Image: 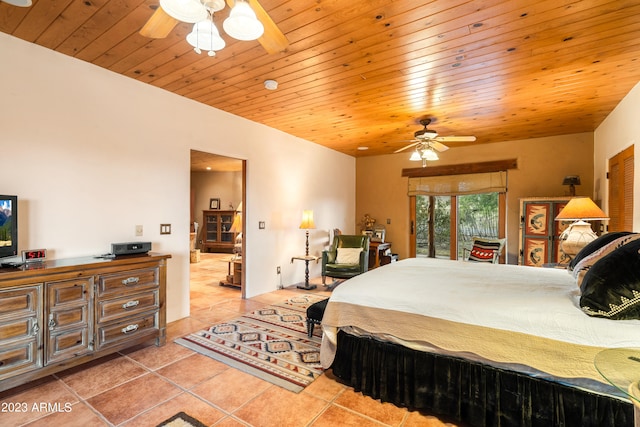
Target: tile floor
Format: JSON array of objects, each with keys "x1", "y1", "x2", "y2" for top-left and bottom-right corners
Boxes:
[{"x1": 0, "y1": 253, "x2": 456, "y2": 427}]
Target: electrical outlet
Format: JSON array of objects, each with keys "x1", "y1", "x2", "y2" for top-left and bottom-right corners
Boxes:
[
  {"x1": 277, "y1": 266, "x2": 281, "y2": 274},
  {"x1": 135, "y1": 225, "x2": 143, "y2": 236}
]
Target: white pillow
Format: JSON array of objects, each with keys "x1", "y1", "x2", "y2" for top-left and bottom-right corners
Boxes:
[{"x1": 336, "y1": 247, "x2": 362, "y2": 264}]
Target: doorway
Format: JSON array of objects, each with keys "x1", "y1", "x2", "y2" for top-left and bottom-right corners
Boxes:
[{"x1": 190, "y1": 150, "x2": 246, "y2": 298}]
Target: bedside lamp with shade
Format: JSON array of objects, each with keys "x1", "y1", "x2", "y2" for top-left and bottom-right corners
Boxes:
[
  {"x1": 555, "y1": 197, "x2": 608, "y2": 259},
  {"x1": 299, "y1": 210, "x2": 315, "y2": 256}
]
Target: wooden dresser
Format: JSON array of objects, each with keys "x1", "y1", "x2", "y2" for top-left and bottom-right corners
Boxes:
[{"x1": 0, "y1": 253, "x2": 170, "y2": 392}]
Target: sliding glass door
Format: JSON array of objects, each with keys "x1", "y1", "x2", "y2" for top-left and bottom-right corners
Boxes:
[{"x1": 412, "y1": 192, "x2": 503, "y2": 259}]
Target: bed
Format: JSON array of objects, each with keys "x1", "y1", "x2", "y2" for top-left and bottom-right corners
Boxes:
[{"x1": 320, "y1": 256, "x2": 640, "y2": 427}]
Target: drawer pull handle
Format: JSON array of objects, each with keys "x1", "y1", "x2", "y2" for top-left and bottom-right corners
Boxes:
[
  {"x1": 48, "y1": 314, "x2": 56, "y2": 330},
  {"x1": 121, "y1": 324, "x2": 139, "y2": 334},
  {"x1": 122, "y1": 300, "x2": 140, "y2": 310},
  {"x1": 32, "y1": 323, "x2": 40, "y2": 335},
  {"x1": 121, "y1": 277, "x2": 140, "y2": 286}
]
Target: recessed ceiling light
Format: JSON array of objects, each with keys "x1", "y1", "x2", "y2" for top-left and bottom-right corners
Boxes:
[
  {"x1": 357, "y1": 146, "x2": 369, "y2": 151},
  {"x1": 206, "y1": 166, "x2": 212, "y2": 170}
]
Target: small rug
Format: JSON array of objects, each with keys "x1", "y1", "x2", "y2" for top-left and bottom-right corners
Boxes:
[
  {"x1": 176, "y1": 294, "x2": 327, "y2": 393},
  {"x1": 156, "y1": 411, "x2": 206, "y2": 427}
]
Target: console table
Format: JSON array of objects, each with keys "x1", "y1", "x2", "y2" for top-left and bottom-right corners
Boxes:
[{"x1": 0, "y1": 253, "x2": 170, "y2": 392}]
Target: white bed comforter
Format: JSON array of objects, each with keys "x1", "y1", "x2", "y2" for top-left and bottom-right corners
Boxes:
[{"x1": 320, "y1": 258, "x2": 640, "y2": 385}]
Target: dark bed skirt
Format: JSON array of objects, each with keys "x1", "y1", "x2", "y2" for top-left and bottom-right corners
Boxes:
[{"x1": 330, "y1": 331, "x2": 633, "y2": 427}]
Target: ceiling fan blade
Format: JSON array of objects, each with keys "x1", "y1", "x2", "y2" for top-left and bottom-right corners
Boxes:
[
  {"x1": 435, "y1": 136, "x2": 477, "y2": 142},
  {"x1": 140, "y1": 6, "x2": 178, "y2": 39},
  {"x1": 394, "y1": 141, "x2": 420, "y2": 153},
  {"x1": 226, "y1": 0, "x2": 289, "y2": 54},
  {"x1": 429, "y1": 141, "x2": 449, "y2": 152}
]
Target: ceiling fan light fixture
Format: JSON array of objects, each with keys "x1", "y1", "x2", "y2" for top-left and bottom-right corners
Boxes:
[
  {"x1": 187, "y1": 19, "x2": 226, "y2": 54},
  {"x1": 409, "y1": 150, "x2": 422, "y2": 161},
  {"x1": 1, "y1": 0, "x2": 32, "y2": 7},
  {"x1": 223, "y1": 0, "x2": 264, "y2": 41},
  {"x1": 421, "y1": 147, "x2": 439, "y2": 161},
  {"x1": 264, "y1": 79, "x2": 278, "y2": 90},
  {"x1": 202, "y1": 0, "x2": 225, "y2": 12},
  {"x1": 160, "y1": 0, "x2": 208, "y2": 23}
]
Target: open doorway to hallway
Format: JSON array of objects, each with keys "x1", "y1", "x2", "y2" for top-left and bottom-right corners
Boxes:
[{"x1": 190, "y1": 150, "x2": 245, "y2": 301}]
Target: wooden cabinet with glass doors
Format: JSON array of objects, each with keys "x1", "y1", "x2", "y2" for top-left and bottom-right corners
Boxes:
[
  {"x1": 202, "y1": 210, "x2": 236, "y2": 253},
  {"x1": 518, "y1": 197, "x2": 571, "y2": 267}
]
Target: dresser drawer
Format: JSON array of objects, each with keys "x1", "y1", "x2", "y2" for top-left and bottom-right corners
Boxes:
[
  {"x1": 0, "y1": 340, "x2": 41, "y2": 378},
  {"x1": 98, "y1": 268, "x2": 159, "y2": 297},
  {"x1": 0, "y1": 286, "x2": 40, "y2": 320},
  {"x1": 97, "y1": 291, "x2": 159, "y2": 324},
  {"x1": 0, "y1": 317, "x2": 38, "y2": 344},
  {"x1": 46, "y1": 327, "x2": 92, "y2": 364},
  {"x1": 47, "y1": 278, "x2": 91, "y2": 306},
  {"x1": 96, "y1": 314, "x2": 158, "y2": 350}
]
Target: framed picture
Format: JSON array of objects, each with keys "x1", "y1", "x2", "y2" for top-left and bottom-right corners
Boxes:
[
  {"x1": 362, "y1": 230, "x2": 374, "y2": 240},
  {"x1": 209, "y1": 198, "x2": 220, "y2": 210},
  {"x1": 372, "y1": 228, "x2": 386, "y2": 243}
]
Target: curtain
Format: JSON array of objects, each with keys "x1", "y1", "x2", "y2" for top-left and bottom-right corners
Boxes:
[{"x1": 408, "y1": 171, "x2": 507, "y2": 196}]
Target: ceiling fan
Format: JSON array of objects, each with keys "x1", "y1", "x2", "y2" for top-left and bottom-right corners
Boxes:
[
  {"x1": 394, "y1": 119, "x2": 476, "y2": 166},
  {"x1": 139, "y1": 0, "x2": 288, "y2": 55}
]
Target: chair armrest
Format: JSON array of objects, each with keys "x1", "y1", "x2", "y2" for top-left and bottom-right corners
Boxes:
[{"x1": 359, "y1": 249, "x2": 369, "y2": 273}]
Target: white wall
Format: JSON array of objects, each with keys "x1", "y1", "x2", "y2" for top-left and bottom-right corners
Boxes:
[
  {"x1": 0, "y1": 33, "x2": 355, "y2": 321},
  {"x1": 594, "y1": 81, "x2": 640, "y2": 230}
]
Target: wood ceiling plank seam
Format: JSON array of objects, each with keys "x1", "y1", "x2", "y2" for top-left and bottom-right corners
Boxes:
[
  {"x1": 74, "y1": 0, "x2": 157, "y2": 62},
  {"x1": 241, "y1": 38, "x2": 640, "y2": 111},
  {"x1": 54, "y1": 0, "x2": 147, "y2": 57},
  {"x1": 33, "y1": 0, "x2": 109, "y2": 50},
  {"x1": 199, "y1": 1, "x2": 624, "y2": 112},
  {"x1": 156, "y1": 0, "x2": 507, "y2": 97},
  {"x1": 10, "y1": 0, "x2": 74, "y2": 42},
  {"x1": 0, "y1": 2, "x2": 31, "y2": 34}
]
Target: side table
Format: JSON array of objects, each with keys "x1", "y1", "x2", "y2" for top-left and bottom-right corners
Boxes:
[
  {"x1": 594, "y1": 347, "x2": 640, "y2": 426},
  {"x1": 369, "y1": 241, "x2": 391, "y2": 269},
  {"x1": 291, "y1": 255, "x2": 319, "y2": 290}
]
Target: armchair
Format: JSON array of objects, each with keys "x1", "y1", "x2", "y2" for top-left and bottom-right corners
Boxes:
[
  {"x1": 462, "y1": 236, "x2": 506, "y2": 263},
  {"x1": 322, "y1": 235, "x2": 370, "y2": 286}
]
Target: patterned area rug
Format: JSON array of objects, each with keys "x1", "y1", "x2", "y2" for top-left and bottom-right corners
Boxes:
[
  {"x1": 156, "y1": 411, "x2": 206, "y2": 427},
  {"x1": 175, "y1": 294, "x2": 328, "y2": 393}
]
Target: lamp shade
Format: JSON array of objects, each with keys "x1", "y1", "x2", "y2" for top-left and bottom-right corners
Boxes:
[
  {"x1": 409, "y1": 150, "x2": 422, "y2": 161},
  {"x1": 160, "y1": 0, "x2": 208, "y2": 23},
  {"x1": 223, "y1": 0, "x2": 264, "y2": 41},
  {"x1": 229, "y1": 212, "x2": 242, "y2": 233},
  {"x1": 299, "y1": 210, "x2": 315, "y2": 229},
  {"x1": 421, "y1": 147, "x2": 439, "y2": 161},
  {"x1": 555, "y1": 197, "x2": 608, "y2": 221},
  {"x1": 2, "y1": 0, "x2": 32, "y2": 6}
]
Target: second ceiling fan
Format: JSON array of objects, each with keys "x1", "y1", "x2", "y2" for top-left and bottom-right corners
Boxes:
[
  {"x1": 395, "y1": 118, "x2": 476, "y2": 167},
  {"x1": 140, "y1": 0, "x2": 288, "y2": 55}
]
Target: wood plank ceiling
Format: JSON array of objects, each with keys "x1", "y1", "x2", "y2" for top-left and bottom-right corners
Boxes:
[{"x1": 2, "y1": 0, "x2": 639, "y2": 157}]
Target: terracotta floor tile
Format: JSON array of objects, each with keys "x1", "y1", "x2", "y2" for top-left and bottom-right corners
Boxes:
[
  {"x1": 334, "y1": 389, "x2": 407, "y2": 426},
  {"x1": 157, "y1": 353, "x2": 230, "y2": 389},
  {"x1": 190, "y1": 368, "x2": 271, "y2": 412},
  {"x1": 86, "y1": 373, "x2": 182, "y2": 425},
  {"x1": 23, "y1": 401, "x2": 108, "y2": 426},
  {"x1": 166, "y1": 317, "x2": 209, "y2": 341},
  {"x1": 121, "y1": 391, "x2": 226, "y2": 427},
  {"x1": 0, "y1": 378, "x2": 78, "y2": 426},
  {"x1": 302, "y1": 372, "x2": 347, "y2": 402},
  {"x1": 214, "y1": 416, "x2": 252, "y2": 427},
  {"x1": 122, "y1": 340, "x2": 195, "y2": 370},
  {"x1": 190, "y1": 306, "x2": 240, "y2": 324},
  {"x1": 311, "y1": 404, "x2": 387, "y2": 427},
  {"x1": 57, "y1": 353, "x2": 148, "y2": 398},
  {"x1": 234, "y1": 386, "x2": 328, "y2": 427}
]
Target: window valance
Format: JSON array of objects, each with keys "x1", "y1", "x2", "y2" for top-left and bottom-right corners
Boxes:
[{"x1": 408, "y1": 171, "x2": 507, "y2": 196}]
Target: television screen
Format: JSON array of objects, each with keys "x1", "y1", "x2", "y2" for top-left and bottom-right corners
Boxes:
[{"x1": 0, "y1": 195, "x2": 18, "y2": 259}]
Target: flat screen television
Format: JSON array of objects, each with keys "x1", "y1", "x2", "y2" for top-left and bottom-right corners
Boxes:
[{"x1": 0, "y1": 195, "x2": 18, "y2": 259}]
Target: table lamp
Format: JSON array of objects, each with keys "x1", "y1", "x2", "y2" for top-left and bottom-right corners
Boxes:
[
  {"x1": 555, "y1": 197, "x2": 608, "y2": 259},
  {"x1": 299, "y1": 210, "x2": 315, "y2": 256}
]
